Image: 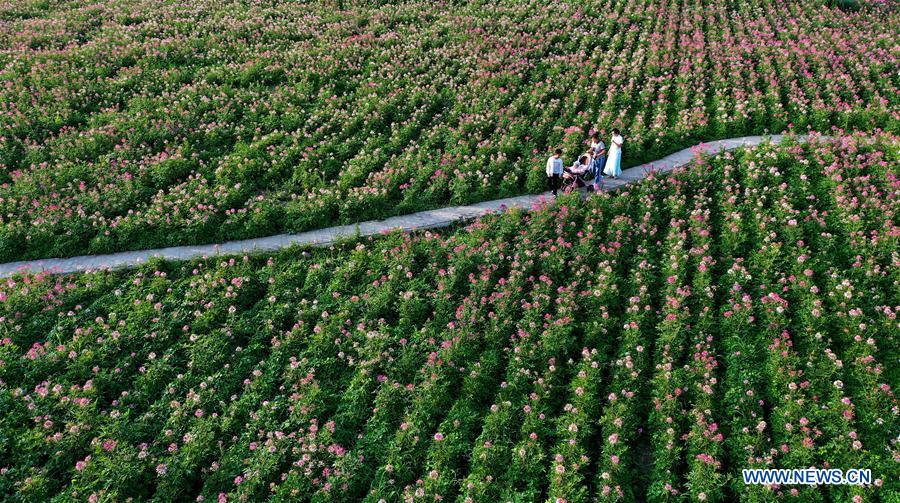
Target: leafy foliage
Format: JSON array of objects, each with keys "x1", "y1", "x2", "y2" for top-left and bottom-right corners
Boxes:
[
  {"x1": 1, "y1": 134, "x2": 897, "y2": 501},
  {"x1": 0, "y1": 0, "x2": 897, "y2": 260}
]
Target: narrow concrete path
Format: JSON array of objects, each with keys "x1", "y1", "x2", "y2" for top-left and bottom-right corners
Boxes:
[{"x1": 0, "y1": 135, "x2": 819, "y2": 277}]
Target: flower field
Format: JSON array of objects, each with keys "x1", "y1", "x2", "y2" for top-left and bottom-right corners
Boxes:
[
  {"x1": 0, "y1": 0, "x2": 897, "y2": 260},
  {"x1": 0, "y1": 133, "x2": 897, "y2": 501}
]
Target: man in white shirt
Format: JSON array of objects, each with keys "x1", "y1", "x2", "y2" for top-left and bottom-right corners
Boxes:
[{"x1": 546, "y1": 148, "x2": 564, "y2": 196}]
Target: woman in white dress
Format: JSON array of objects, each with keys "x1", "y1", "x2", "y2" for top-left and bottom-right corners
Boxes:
[{"x1": 603, "y1": 129, "x2": 623, "y2": 179}]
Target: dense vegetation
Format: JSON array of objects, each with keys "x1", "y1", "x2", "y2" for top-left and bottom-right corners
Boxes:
[
  {"x1": 0, "y1": 0, "x2": 897, "y2": 260},
  {"x1": 1, "y1": 134, "x2": 897, "y2": 501}
]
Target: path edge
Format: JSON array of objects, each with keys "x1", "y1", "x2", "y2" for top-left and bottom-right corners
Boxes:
[{"x1": 0, "y1": 134, "x2": 828, "y2": 278}]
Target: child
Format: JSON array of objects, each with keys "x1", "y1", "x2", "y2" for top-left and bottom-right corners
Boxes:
[{"x1": 546, "y1": 148, "x2": 564, "y2": 195}]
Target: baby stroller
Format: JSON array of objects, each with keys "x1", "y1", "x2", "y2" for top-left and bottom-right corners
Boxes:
[{"x1": 562, "y1": 160, "x2": 599, "y2": 192}]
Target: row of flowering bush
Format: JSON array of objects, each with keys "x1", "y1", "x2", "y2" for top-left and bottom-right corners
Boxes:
[
  {"x1": 0, "y1": 133, "x2": 897, "y2": 501},
  {"x1": 0, "y1": 0, "x2": 897, "y2": 260}
]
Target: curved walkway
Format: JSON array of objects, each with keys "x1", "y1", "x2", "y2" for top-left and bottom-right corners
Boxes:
[{"x1": 0, "y1": 135, "x2": 819, "y2": 278}]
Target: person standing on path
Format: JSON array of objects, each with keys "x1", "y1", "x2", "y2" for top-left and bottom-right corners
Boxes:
[
  {"x1": 546, "y1": 148, "x2": 564, "y2": 195},
  {"x1": 590, "y1": 133, "x2": 606, "y2": 189},
  {"x1": 603, "y1": 129, "x2": 624, "y2": 179}
]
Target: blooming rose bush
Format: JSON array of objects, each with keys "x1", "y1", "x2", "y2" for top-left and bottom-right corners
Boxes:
[{"x1": 0, "y1": 133, "x2": 896, "y2": 501}]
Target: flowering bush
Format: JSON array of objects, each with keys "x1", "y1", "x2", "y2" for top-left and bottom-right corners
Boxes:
[
  {"x1": 0, "y1": 133, "x2": 897, "y2": 501},
  {"x1": 0, "y1": 0, "x2": 897, "y2": 260}
]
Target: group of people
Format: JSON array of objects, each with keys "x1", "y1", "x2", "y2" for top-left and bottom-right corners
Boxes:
[{"x1": 545, "y1": 129, "x2": 624, "y2": 196}]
